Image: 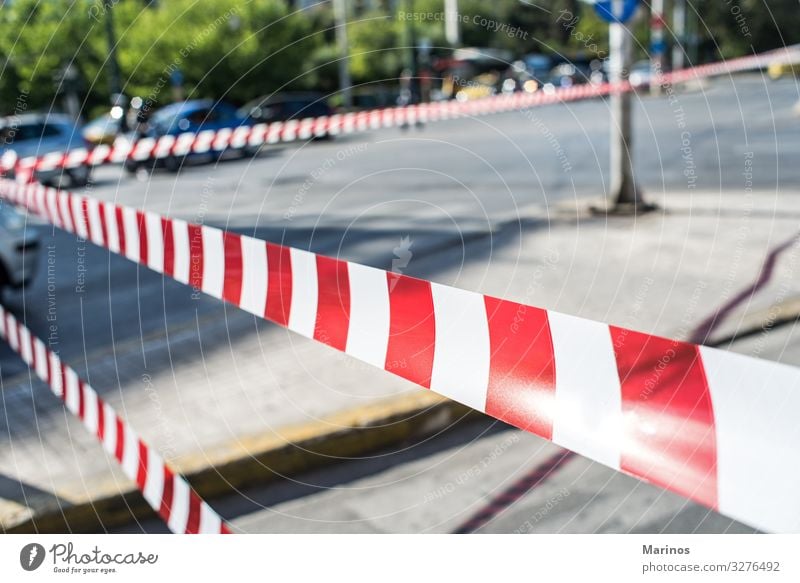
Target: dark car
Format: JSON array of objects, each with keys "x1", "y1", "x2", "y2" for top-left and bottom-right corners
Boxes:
[
  {"x1": 125, "y1": 99, "x2": 254, "y2": 173},
  {"x1": 238, "y1": 92, "x2": 333, "y2": 125}
]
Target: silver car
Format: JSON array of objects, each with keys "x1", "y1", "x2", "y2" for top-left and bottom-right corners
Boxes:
[
  {"x1": 0, "y1": 201, "x2": 39, "y2": 289},
  {"x1": 0, "y1": 113, "x2": 91, "y2": 187}
]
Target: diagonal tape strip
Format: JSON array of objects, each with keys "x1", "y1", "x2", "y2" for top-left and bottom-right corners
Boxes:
[
  {"x1": 2, "y1": 178, "x2": 800, "y2": 532},
  {"x1": 0, "y1": 304, "x2": 231, "y2": 534}
]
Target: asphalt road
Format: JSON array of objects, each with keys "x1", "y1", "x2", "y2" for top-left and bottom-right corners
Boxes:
[
  {"x1": 3, "y1": 73, "x2": 799, "y2": 533},
  {"x1": 4, "y1": 73, "x2": 798, "y2": 379}
]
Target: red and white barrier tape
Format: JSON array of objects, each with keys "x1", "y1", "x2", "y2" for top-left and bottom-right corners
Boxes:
[
  {"x1": 3, "y1": 46, "x2": 798, "y2": 181},
  {"x1": 2, "y1": 178, "x2": 799, "y2": 533},
  {"x1": 0, "y1": 304, "x2": 231, "y2": 534}
]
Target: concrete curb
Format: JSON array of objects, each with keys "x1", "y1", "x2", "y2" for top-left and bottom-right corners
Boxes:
[{"x1": 5, "y1": 391, "x2": 478, "y2": 533}]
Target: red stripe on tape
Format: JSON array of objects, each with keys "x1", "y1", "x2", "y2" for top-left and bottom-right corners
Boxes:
[
  {"x1": 266, "y1": 242, "x2": 292, "y2": 326},
  {"x1": 314, "y1": 256, "x2": 350, "y2": 351},
  {"x1": 114, "y1": 416, "x2": 125, "y2": 463},
  {"x1": 115, "y1": 206, "x2": 126, "y2": 256},
  {"x1": 385, "y1": 273, "x2": 435, "y2": 388},
  {"x1": 162, "y1": 218, "x2": 175, "y2": 277},
  {"x1": 160, "y1": 468, "x2": 175, "y2": 519},
  {"x1": 484, "y1": 297, "x2": 556, "y2": 440},
  {"x1": 136, "y1": 211, "x2": 148, "y2": 266},
  {"x1": 223, "y1": 232, "x2": 243, "y2": 305},
  {"x1": 611, "y1": 328, "x2": 718, "y2": 509},
  {"x1": 136, "y1": 440, "x2": 148, "y2": 490},
  {"x1": 185, "y1": 494, "x2": 202, "y2": 534}
]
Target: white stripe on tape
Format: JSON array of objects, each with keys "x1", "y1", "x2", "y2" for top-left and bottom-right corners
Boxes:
[
  {"x1": 201, "y1": 227, "x2": 224, "y2": 299},
  {"x1": 549, "y1": 311, "x2": 622, "y2": 470},
  {"x1": 700, "y1": 346, "x2": 800, "y2": 533},
  {"x1": 121, "y1": 207, "x2": 140, "y2": 263},
  {"x1": 87, "y1": 197, "x2": 104, "y2": 245},
  {"x1": 104, "y1": 203, "x2": 120, "y2": 253},
  {"x1": 168, "y1": 477, "x2": 191, "y2": 534},
  {"x1": 143, "y1": 448, "x2": 165, "y2": 510},
  {"x1": 121, "y1": 424, "x2": 140, "y2": 479},
  {"x1": 199, "y1": 502, "x2": 223, "y2": 534},
  {"x1": 287, "y1": 248, "x2": 318, "y2": 338},
  {"x1": 171, "y1": 219, "x2": 190, "y2": 285},
  {"x1": 145, "y1": 212, "x2": 164, "y2": 273},
  {"x1": 430, "y1": 284, "x2": 491, "y2": 413},
  {"x1": 345, "y1": 262, "x2": 390, "y2": 369},
  {"x1": 239, "y1": 236, "x2": 268, "y2": 316},
  {"x1": 102, "y1": 403, "x2": 117, "y2": 455},
  {"x1": 64, "y1": 368, "x2": 81, "y2": 416}
]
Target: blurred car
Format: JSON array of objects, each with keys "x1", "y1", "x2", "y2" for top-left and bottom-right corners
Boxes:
[
  {"x1": 0, "y1": 202, "x2": 39, "y2": 290},
  {"x1": 629, "y1": 60, "x2": 653, "y2": 88},
  {"x1": 238, "y1": 92, "x2": 333, "y2": 123},
  {"x1": 548, "y1": 62, "x2": 590, "y2": 88},
  {"x1": 768, "y1": 60, "x2": 800, "y2": 80},
  {"x1": 523, "y1": 53, "x2": 554, "y2": 84},
  {"x1": 82, "y1": 113, "x2": 122, "y2": 146},
  {"x1": 0, "y1": 113, "x2": 91, "y2": 187},
  {"x1": 125, "y1": 99, "x2": 254, "y2": 173}
]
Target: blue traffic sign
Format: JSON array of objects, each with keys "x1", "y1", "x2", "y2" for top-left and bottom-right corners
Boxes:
[{"x1": 593, "y1": 0, "x2": 640, "y2": 24}]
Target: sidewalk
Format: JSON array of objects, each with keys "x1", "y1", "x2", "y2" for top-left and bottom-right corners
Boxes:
[{"x1": 3, "y1": 186, "x2": 799, "y2": 532}]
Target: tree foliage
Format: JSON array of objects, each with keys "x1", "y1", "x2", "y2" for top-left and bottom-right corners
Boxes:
[{"x1": 0, "y1": 0, "x2": 796, "y2": 116}]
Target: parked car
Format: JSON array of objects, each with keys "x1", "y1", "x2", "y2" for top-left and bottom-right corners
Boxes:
[
  {"x1": 522, "y1": 53, "x2": 554, "y2": 84},
  {"x1": 0, "y1": 113, "x2": 91, "y2": 187},
  {"x1": 0, "y1": 202, "x2": 39, "y2": 290},
  {"x1": 238, "y1": 92, "x2": 334, "y2": 124},
  {"x1": 125, "y1": 99, "x2": 254, "y2": 173},
  {"x1": 82, "y1": 112, "x2": 122, "y2": 146},
  {"x1": 629, "y1": 60, "x2": 653, "y2": 88}
]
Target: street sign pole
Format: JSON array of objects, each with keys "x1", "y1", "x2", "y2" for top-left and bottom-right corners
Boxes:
[
  {"x1": 607, "y1": 3, "x2": 644, "y2": 209},
  {"x1": 650, "y1": 0, "x2": 665, "y2": 96}
]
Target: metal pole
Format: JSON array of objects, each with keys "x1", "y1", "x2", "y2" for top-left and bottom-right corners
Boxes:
[
  {"x1": 333, "y1": 0, "x2": 352, "y2": 109},
  {"x1": 672, "y1": 0, "x2": 686, "y2": 70},
  {"x1": 444, "y1": 0, "x2": 460, "y2": 46},
  {"x1": 650, "y1": 0, "x2": 665, "y2": 95},
  {"x1": 608, "y1": 6, "x2": 643, "y2": 209}
]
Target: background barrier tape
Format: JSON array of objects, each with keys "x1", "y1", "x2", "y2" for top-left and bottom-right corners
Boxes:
[
  {"x1": 2, "y1": 176, "x2": 800, "y2": 533},
  {"x1": 0, "y1": 305, "x2": 231, "y2": 534},
  {"x1": 2, "y1": 46, "x2": 798, "y2": 179}
]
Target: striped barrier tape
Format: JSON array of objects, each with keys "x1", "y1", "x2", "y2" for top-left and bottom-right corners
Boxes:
[
  {"x1": 0, "y1": 303, "x2": 231, "y2": 534},
  {"x1": 2, "y1": 45, "x2": 799, "y2": 181},
  {"x1": 1, "y1": 177, "x2": 799, "y2": 533}
]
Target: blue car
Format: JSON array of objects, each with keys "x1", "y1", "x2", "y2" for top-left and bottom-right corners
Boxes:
[{"x1": 125, "y1": 99, "x2": 255, "y2": 173}]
